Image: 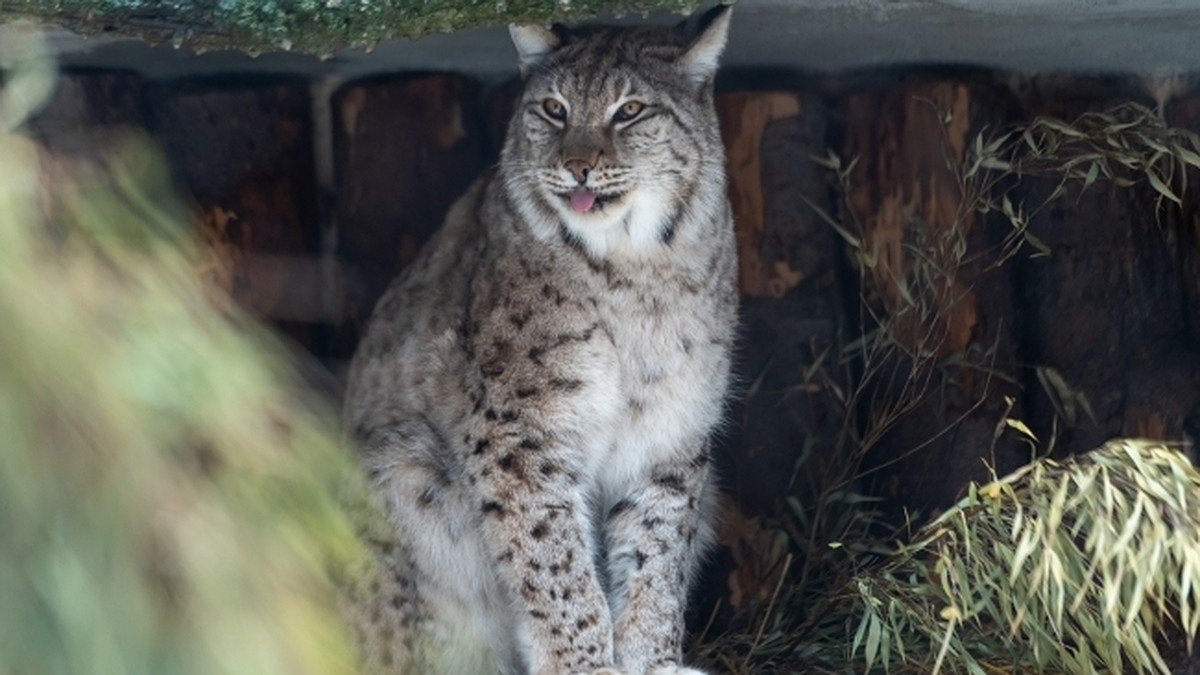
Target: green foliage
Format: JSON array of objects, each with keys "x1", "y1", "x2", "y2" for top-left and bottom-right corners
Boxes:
[
  {"x1": 970, "y1": 102, "x2": 1200, "y2": 217},
  {"x1": 696, "y1": 438, "x2": 1200, "y2": 675},
  {"x1": 0, "y1": 39, "x2": 365, "y2": 675},
  {"x1": 837, "y1": 440, "x2": 1200, "y2": 674},
  {"x1": 0, "y1": 0, "x2": 703, "y2": 55}
]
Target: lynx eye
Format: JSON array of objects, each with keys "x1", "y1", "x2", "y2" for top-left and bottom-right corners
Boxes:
[
  {"x1": 542, "y1": 98, "x2": 567, "y2": 121},
  {"x1": 613, "y1": 100, "x2": 645, "y2": 123}
]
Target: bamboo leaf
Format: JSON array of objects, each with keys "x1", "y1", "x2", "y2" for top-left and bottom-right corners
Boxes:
[
  {"x1": 1146, "y1": 169, "x2": 1182, "y2": 205},
  {"x1": 1003, "y1": 418, "x2": 1038, "y2": 442},
  {"x1": 1175, "y1": 145, "x2": 1200, "y2": 170},
  {"x1": 1039, "y1": 117, "x2": 1086, "y2": 138},
  {"x1": 1082, "y1": 160, "x2": 1099, "y2": 192}
]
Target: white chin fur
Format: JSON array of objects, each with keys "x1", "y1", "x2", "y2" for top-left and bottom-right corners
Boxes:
[{"x1": 552, "y1": 187, "x2": 672, "y2": 259}]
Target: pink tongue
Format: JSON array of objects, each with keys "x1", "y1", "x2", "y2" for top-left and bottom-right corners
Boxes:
[{"x1": 569, "y1": 190, "x2": 597, "y2": 213}]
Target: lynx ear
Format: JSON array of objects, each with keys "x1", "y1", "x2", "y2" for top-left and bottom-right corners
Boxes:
[
  {"x1": 677, "y1": 4, "x2": 732, "y2": 85},
  {"x1": 509, "y1": 24, "x2": 561, "y2": 77}
]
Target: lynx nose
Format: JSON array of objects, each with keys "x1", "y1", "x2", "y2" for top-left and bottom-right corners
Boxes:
[{"x1": 563, "y1": 158, "x2": 593, "y2": 185}]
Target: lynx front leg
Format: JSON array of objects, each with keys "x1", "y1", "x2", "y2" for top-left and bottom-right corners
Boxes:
[
  {"x1": 604, "y1": 446, "x2": 716, "y2": 674},
  {"x1": 471, "y1": 442, "x2": 616, "y2": 675}
]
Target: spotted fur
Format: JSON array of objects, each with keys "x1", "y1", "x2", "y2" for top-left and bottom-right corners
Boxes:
[{"x1": 342, "y1": 7, "x2": 736, "y2": 674}]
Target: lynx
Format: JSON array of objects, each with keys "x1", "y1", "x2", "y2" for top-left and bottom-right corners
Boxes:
[{"x1": 341, "y1": 6, "x2": 737, "y2": 674}]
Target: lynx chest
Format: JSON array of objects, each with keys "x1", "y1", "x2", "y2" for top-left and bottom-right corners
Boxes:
[{"x1": 590, "y1": 265, "x2": 733, "y2": 490}]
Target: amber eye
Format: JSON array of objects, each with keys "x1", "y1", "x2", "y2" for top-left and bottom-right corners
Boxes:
[
  {"x1": 613, "y1": 100, "x2": 645, "y2": 123},
  {"x1": 542, "y1": 98, "x2": 567, "y2": 121}
]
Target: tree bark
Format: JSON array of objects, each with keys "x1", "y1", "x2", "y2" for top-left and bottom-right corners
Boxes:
[
  {"x1": 23, "y1": 70, "x2": 145, "y2": 156},
  {"x1": 1015, "y1": 84, "x2": 1195, "y2": 457},
  {"x1": 149, "y1": 77, "x2": 323, "y2": 353},
  {"x1": 836, "y1": 76, "x2": 1027, "y2": 512},
  {"x1": 330, "y1": 74, "x2": 485, "y2": 363}
]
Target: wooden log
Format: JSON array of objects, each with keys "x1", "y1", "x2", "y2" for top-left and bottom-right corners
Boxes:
[
  {"x1": 836, "y1": 75, "x2": 1026, "y2": 511},
  {"x1": 1002, "y1": 73, "x2": 1150, "y2": 118},
  {"x1": 1123, "y1": 353, "x2": 1200, "y2": 445},
  {"x1": 718, "y1": 91, "x2": 808, "y2": 299},
  {"x1": 1016, "y1": 84, "x2": 1191, "y2": 456},
  {"x1": 331, "y1": 74, "x2": 484, "y2": 360},
  {"x1": 23, "y1": 70, "x2": 145, "y2": 155},
  {"x1": 1111, "y1": 89, "x2": 1200, "y2": 449},
  {"x1": 1167, "y1": 92, "x2": 1200, "y2": 456},
  {"x1": 148, "y1": 78, "x2": 322, "y2": 352},
  {"x1": 713, "y1": 88, "x2": 846, "y2": 516},
  {"x1": 677, "y1": 87, "x2": 846, "y2": 631},
  {"x1": 1167, "y1": 91, "x2": 1200, "y2": 352},
  {"x1": 1017, "y1": 180, "x2": 1188, "y2": 453}
]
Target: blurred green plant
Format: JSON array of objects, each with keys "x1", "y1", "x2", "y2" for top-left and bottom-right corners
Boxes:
[{"x1": 0, "y1": 29, "x2": 367, "y2": 675}]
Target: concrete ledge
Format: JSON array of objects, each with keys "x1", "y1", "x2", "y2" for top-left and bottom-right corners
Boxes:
[{"x1": 5, "y1": 0, "x2": 1200, "y2": 82}]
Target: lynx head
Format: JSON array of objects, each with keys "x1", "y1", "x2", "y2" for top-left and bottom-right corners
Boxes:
[{"x1": 502, "y1": 5, "x2": 732, "y2": 257}]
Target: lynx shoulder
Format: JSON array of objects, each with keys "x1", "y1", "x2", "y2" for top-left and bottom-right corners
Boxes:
[{"x1": 342, "y1": 7, "x2": 737, "y2": 674}]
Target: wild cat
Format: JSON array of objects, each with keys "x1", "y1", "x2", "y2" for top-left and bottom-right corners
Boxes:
[{"x1": 341, "y1": 5, "x2": 737, "y2": 674}]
